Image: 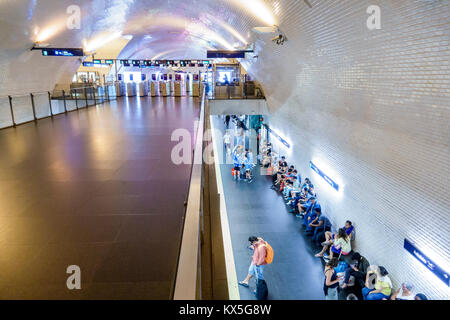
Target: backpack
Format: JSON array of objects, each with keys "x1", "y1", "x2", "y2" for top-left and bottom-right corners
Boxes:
[
  {"x1": 263, "y1": 242, "x2": 274, "y2": 264},
  {"x1": 255, "y1": 279, "x2": 268, "y2": 300}
]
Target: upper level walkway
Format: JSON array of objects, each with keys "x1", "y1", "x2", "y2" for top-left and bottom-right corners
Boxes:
[{"x1": 0, "y1": 96, "x2": 199, "y2": 299}]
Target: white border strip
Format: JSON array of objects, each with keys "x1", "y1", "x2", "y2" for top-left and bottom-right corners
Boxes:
[{"x1": 209, "y1": 114, "x2": 240, "y2": 300}]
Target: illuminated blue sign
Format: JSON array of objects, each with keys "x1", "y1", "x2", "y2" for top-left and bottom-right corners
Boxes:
[
  {"x1": 41, "y1": 48, "x2": 84, "y2": 56},
  {"x1": 263, "y1": 124, "x2": 290, "y2": 148},
  {"x1": 309, "y1": 161, "x2": 339, "y2": 191},
  {"x1": 404, "y1": 239, "x2": 449, "y2": 286}
]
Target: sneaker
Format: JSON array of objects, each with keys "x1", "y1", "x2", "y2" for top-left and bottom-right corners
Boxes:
[{"x1": 295, "y1": 214, "x2": 301, "y2": 218}]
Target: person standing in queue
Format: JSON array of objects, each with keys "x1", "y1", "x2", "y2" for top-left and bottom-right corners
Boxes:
[{"x1": 225, "y1": 115, "x2": 231, "y2": 129}]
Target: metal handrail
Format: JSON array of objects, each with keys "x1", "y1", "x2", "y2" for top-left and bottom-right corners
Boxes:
[
  {"x1": 173, "y1": 88, "x2": 206, "y2": 300},
  {"x1": 0, "y1": 84, "x2": 118, "y2": 130}
]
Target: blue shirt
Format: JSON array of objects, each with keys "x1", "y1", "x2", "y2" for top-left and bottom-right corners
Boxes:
[
  {"x1": 318, "y1": 215, "x2": 332, "y2": 230},
  {"x1": 233, "y1": 154, "x2": 240, "y2": 167},
  {"x1": 305, "y1": 202, "x2": 321, "y2": 215}
]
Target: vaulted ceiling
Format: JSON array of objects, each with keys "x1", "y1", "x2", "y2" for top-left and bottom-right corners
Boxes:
[{"x1": 1, "y1": 0, "x2": 293, "y2": 95}]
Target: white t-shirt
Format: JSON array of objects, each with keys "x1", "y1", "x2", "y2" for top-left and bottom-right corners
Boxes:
[{"x1": 396, "y1": 288, "x2": 415, "y2": 300}]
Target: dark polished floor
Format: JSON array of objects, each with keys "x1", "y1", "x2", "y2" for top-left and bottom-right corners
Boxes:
[
  {"x1": 0, "y1": 96, "x2": 200, "y2": 299},
  {"x1": 213, "y1": 117, "x2": 325, "y2": 300}
]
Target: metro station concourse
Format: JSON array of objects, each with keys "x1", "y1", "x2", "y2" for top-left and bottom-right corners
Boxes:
[{"x1": 0, "y1": 0, "x2": 449, "y2": 302}]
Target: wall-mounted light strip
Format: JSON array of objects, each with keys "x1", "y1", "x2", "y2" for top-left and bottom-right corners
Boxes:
[
  {"x1": 404, "y1": 239, "x2": 449, "y2": 287},
  {"x1": 309, "y1": 161, "x2": 339, "y2": 191},
  {"x1": 263, "y1": 124, "x2": 290, "y2": 148}
]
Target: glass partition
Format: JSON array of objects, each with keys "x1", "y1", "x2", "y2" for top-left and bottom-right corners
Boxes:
[
  {"x1": 11, "y1": 95, "x2": 34, "y2": 124},
  {"x1": 50, "y1": 91, "x2": 66, "y2": 115},
  {"x1": 33, "y1": 93, "x2": 51, "y2": 119},
  {"x1": 0, "y1": 97, "x2": 13, "y2": 128}
]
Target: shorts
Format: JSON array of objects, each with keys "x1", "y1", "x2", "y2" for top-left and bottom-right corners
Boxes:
[
  {"x1": 248, "y1": 263, "x2": 264, "y2": 280},
  {"x1": 234, "y1": 166, "x2": 240, "y2": 171}
]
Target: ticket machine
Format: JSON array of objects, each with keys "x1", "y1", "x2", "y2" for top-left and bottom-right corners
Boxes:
[
  {"x1": 139, "y1": 74, "x2": 149, "y2": 97},
  {"x1": 126, "y1": 74, "x2": 137, "y2": 97}
]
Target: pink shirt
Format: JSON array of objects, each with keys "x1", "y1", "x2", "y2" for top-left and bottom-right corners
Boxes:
[{"x1": 252, "y1": 240, "x2": 267, "y2": 266}]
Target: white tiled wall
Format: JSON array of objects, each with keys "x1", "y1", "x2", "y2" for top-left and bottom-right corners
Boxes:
[{"x1": 243, "y1": 0, "x2": 450, "y2": 299}]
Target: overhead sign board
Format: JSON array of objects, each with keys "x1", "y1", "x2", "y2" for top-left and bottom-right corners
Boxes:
[
  {"x1": 207, "y1": 50, "x2": 246, "y2": 58},
  {"x1": 404, "y1": 239, "x2": 449, "y2": 286},
  {"x1": 41, "y1": 48, "x2": 84, "y2": 57},
  {"x1": 309, "y1": 161, "x2": 339, "y2": 191}
]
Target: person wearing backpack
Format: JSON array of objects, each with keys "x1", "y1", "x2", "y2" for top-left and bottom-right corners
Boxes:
[{"x1": 238, "y1": 236, "x2": 273, "y2": 291}]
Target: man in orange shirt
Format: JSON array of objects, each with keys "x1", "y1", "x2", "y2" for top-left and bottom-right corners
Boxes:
[{"x1": 239, "y1": 236, "x2": 267, "y2": 288}]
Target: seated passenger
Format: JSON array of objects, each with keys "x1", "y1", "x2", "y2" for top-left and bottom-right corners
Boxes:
[
  {"x1": 315, "y1": 228, "x2": 351, "y2": 258},
  {"x1": 288, "y1": 187, "x2": 311, "y2": 214},
  {"x1": 239, "y1": 163, "x2": 247, "y2": 180},
  {"x1": 415, "y1": 293, "x2": 428, "y2": 300},
  {"x1": 300, "y1": 197, "x2": 321, "y2": 221},
  {"x1": 341, "y1": 252, "x2": 370, "y2": 289},
  {"x1": 390, "y1": 282, "x2": 415, "y2": 300},
  {"x1": 362, "y1": 266, "x2": 392, "y2": 300},
  {"x1": 305, "y1": 207, "x2": 323, "y2": 235},
  {"x1": 310, "y1": 210, "x2": 333, "y2": 246},
  {"x1": 320, "y1": 220, "x2": 355, "y2": 250},
  {"x1": 329, "y1": 228, "x2": 352, "y2": 259}
]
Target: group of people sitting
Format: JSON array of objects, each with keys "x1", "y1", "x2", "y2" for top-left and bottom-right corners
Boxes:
[
  {"x1": 267, "y1": 155, "x2": 429, "y2": 300},
  {"x1": 232, "y1": 145, "x2": 255, "y2": 183}
]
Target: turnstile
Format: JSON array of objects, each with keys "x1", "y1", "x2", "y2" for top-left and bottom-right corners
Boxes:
[
  {"x1": 150, "y1": 81, "x2": 157, "y2": 97},
  {"x1": 126, "y1": 82, "x2": 137, "y2": 97}
]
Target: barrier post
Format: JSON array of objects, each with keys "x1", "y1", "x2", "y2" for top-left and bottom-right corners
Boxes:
[
  {"x1": 84, "y1": 87, "x2": 88, "y2": 107},
  {"x1": 30, "y1": 93, "x2": 37, "y2": 121},
  {"x1": 48, "y1": 92, "x2": 53, "y2": 117},
  {"x1": 75, "y1": 89, "x2": 79, "y2": 110},
  {"x1": 62, "y1": 90, "x2": 67, "y2": 113},
  {"x1": 8, "y1": 95, "x2": 16, "y2": 127}
]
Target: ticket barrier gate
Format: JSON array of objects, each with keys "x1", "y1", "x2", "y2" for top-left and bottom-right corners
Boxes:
[
  {"x1": 139, "y1": 80, "x2": 149, "y2": 97},
  {"x1": 127, "y1": 82, "x2": 137, "y2": 97},
  {"x1": 174, "y1": 81, "x2": 182, "y2": 97},
  {"x1": 192, "y1": 82, "x2": 200, "y2": 97},
  {"x1": 159, "y1": 81, "x2": 169, "y2": 97},
  {"x1": 150, "y1": 81, "x2": 158, "y2": 97},
  {"x1": 115, "y1": 81, "x2": 126, "y2": 97}
]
